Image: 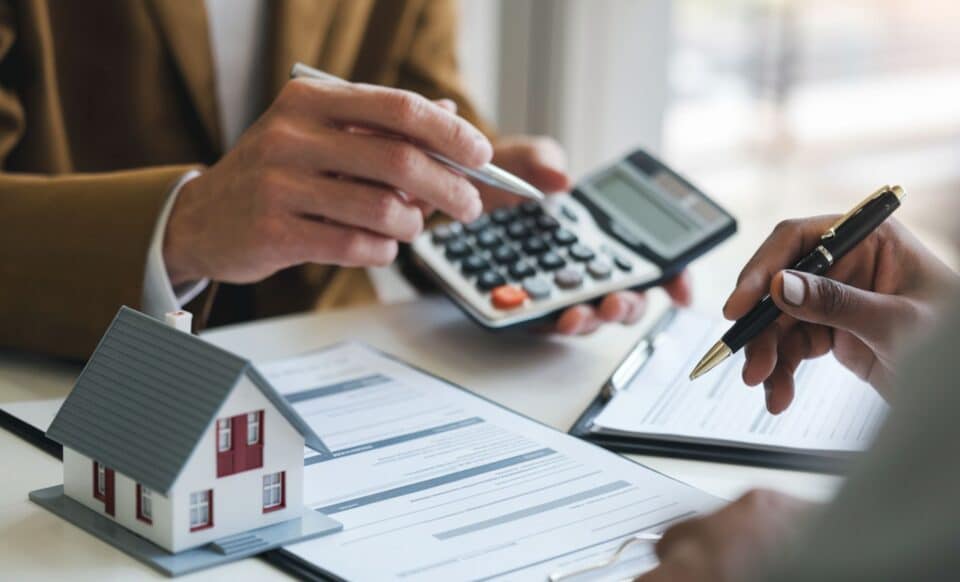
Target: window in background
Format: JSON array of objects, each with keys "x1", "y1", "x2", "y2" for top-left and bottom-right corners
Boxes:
[{"x1": 664, "y1": 0, "x2": 960, "y2": 262}]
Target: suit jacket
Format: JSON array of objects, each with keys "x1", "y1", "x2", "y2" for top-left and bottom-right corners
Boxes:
[{"x1": 0, "y1": 0, "x2": 485, "y2": 359}]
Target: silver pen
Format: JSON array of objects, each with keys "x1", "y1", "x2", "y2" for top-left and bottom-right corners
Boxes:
[{"x1": 290, "y1": 62, "x2": 544, "y2": 201}]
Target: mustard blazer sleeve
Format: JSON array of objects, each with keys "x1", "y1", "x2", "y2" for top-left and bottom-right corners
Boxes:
[{"x1": 0, "y1": 4, "x2": 198, "y2": 360}]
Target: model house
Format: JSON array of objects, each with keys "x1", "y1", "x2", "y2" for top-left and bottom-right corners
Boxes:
[{"x1": 43, "y1": 307, "x2": 333, "y2": 555}]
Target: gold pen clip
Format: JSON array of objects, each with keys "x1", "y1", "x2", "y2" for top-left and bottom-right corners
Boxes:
[{"x1": 821, "y1": 185, "x2": 904, "y2": 240}]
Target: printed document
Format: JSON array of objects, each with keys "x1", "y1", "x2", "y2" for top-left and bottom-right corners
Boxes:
[
  {"x1": 259, "y1": 342, "x2": 720, "y2": 581},
  {"x1": 592, "y1": 311, "x2": 889, "y2": 455}
]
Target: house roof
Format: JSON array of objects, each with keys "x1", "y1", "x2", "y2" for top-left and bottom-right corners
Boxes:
[{"x1": 46, "y1": 307, "x2": 328, "y2": 494}]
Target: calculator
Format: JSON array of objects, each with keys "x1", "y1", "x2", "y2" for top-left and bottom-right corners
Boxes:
[{"x1": 410, "y1": 149, "x2": 737, "y2": 329}]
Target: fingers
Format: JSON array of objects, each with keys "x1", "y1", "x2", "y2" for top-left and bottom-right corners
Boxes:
[
  {"x1": 723, "y1": 216, "x2": 839, "y2": 320},
  {"x1": 293, "y1": 80, "x2": 493, "y2": 168},
  {"x1": 318, "y1": 131, "x2": 483, "y2": 222},
  {"x1": 663, "y1": 271, "x2": 693, "y2": 307},
  {"x1": 742, "y1": 323, "x2": 780, "y2": 387},
  {"x1": 284, "y1": 217, "x2": 399, "y2": 267},
  {"x1": 280, "y1": 175, "x2": 424, "y2": 242},
  {"x1": 598, "y1": 291, "x2": 648, "y2": 324},
  {"x1": 744, "y1": 320, "x2": 832, "y2": 412},
  {"x1": 770, "y1": 270, "x2": 911, "y2": 346},
  {"x1": 556, "y1": 305, "x2": 603, "y2": 335}
]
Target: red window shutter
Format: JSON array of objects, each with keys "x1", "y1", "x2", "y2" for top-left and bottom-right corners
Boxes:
[
  {"x1": 104, "y1": 468, "x2": 115, "y2": 516},
  {"x1": 216, "y1": 418, "x2": 234, "y2": 478},
  {"x1": 232, "y1": 414, "x2": 247, "y2": 472}
]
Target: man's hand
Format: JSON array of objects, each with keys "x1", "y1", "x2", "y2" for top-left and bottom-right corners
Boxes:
[
  {"x1": 724, "y1": 216, "x2": 957, "y2": 412},
  {"x1": 636, "y1": 490, "x2": 813, "y2": 582},
  {"x1": 163, "y1": 80, "x2": 492, "y2": 286},
  {"x1": 482, "y1": 135, "x2": 693, "y2": 335}
]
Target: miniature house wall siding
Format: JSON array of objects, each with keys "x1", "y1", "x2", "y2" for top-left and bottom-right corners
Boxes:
[
  {"x1": 64, "y1": 447, "x2": 176, "y2": 549},
  {"x1": 168, "y1": 376, "x2": 305, "y2": 552}
]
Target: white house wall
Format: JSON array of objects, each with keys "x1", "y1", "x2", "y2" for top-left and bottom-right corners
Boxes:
[
  {"x1": 168, "y1": 375, "x2": 305, "y2": 552},
  {"x1": 62, "y1": 448, "x2": 175, "y2": 551}
]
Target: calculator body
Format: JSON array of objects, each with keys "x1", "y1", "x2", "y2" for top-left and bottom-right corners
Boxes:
[{"x1": 410, "y1": 149, "x2": 737, "y2": 329}]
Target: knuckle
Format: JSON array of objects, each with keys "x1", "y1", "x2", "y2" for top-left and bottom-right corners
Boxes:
[
  {"x1": 369, "y1": 194, "x2": 401, "y2": 227},
  {"x1": 815, "y1": 277, "x2": 848, "y2": 318},
  {"x1": 772, "y1": 218, "x2": 800, "y2": 238},
  {"x1": 385, "y1": 90, "x2": 426, "y2": 126},
  {"x1": 385, "y1": 143, "x2": 420, "y2": 176}
]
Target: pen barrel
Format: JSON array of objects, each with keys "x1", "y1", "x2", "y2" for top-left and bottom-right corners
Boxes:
[
  {"x1": 821, "y1": 192, "x2": 901, "y2": 261},
  {"x1": 721, "y1": 250, "x2": 831, "y2": 352}
]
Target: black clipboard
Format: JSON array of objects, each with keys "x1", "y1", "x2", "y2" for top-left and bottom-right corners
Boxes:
[{"x1": 568, "y1": 309, "x2": 857, "y2": 474}]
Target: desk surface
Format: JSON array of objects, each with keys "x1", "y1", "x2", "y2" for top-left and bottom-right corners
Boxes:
[{"x1": 0, "y1": 295, "x2": 841, "y2": 581}]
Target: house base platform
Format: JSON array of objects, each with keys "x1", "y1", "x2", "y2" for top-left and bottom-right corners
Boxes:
[{"x1": 29, "y1": 485, "x2": 343, "y2": 577}]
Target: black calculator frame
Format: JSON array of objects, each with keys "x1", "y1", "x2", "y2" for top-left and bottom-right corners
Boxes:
[
  {"x1": 410, "y1": 148, "x2": 738, "y2": 331},
  {"x1": 571, "y1": 150, "x2": 737, "y2": 274}
]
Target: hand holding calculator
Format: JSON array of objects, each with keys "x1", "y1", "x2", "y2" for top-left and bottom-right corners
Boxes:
[{"x1": 411, "y1": 149, "x2": 737, "y2": 329}]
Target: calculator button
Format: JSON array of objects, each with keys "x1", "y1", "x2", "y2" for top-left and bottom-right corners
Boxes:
[
  {"x1": 464, "y1": 215, "x2": 491, "y2": 233},
  {"x1": 493, "y1": 246, "x2": 519, "y2": 264},
  {"x1": 569, "y1": 243, "x2": 596, "y2": 262},
  {"x1": 553, "y1": 228, "x2": 578, "y2": 246},
  {"x1": 614, "y1": 256, "x2": 633, "y2": 272},
  {"x1": 447, "y1": 222, "x2": 464, "y2": 237},
  {"x1": 521, "y1": 237, "x2": 549, "y2": 256},
  {"x1": 519, "y1": 201, "x2": 543, "y2": 216},
  {"x1": 476, "y1": 270, "x2": 507, "y2": 291},
  {"x1": 587, "y1": 258, "x2": 613, "y2": 279},
  {"x1": 538, "y1": 252, "x2": 566, "y2": 271},
  {"x1": 560, "y1": 204, "x2": 579, "y2": 222},
  {"x1": 444, "y1": 239, "x2": 471, "y2": 260},
  {"x1": 491, "y1": 285, "x2": 528, "y2": 310},
  {"x1": 535, "y1": 214, "x2": 560, "y2": 232},
  {"x1": 554, "y1": 268, "x2": 583, "y2": 289},
  {"x1": 506, "y1": 221, "x2": 530, "y2": 240},
  {"x1": 475, "y1": 230, "x2": 501, "y2": 249},
  {"x1": 508, "y1": 260, "x2": 537, "y2": 280},
  {"x1": 431, "y1": 224, "x2": 455, "y2": 244},
  {"x1": 461, "y1": 254, "x2": 490, "y2": 275},
  {"x1": 522, "y1": 277, "x2": 552, "y2": 300},
  {"x1": 491, "y1": 207, "x2": 517, "y2": 224}
]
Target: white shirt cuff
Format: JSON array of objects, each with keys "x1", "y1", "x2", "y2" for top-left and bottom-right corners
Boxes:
[{"x1": 141, "y1": 170, "x2": 210, "y2": 318}]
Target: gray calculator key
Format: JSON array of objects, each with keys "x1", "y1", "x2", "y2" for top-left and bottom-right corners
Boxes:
[
  {"x1": 431, "y1": 224, "x2": 454, "y2": 244},
  {"x1": 538, "y1": 252, "x2": 566, "y2": 271},
  {"x1": 465, "y1": 215, "x2": 491, "y2": 233},
  {"x1": 477, "y1": 270, "x2": 507, "y2": 291},
  {"x1": 476, "y1": 230, "x2": 500, "y2": 248},
  {"x1": 506, "y1": 221, "x2": 530, "y2": 239},
  {"x1": 614, "y1": 256, "x2": 633, "y2": 272},
  {"x1": 522, "y1": 277, "x2": 552, "y2": 300},
  {"x1": 493, "y1": 246, "x2": 519, "y2": 264},
  {"x1": 462, "y1": 254, "x2": 490, "y2": 274},
  {"x1": 587, "y1": 258, "x2": 613, "y2": 279},
  {"x1": 536, "y1": 214, "x2": 560, "y2": 231},
  {"x1": 569, "y1": 243, "x2": 596, "y2": 262},
  {"x1": 508, "y1": 260, "x2": 536, "y2": 280},
  {"x1": 444, "y1": 239, "x2": 471, "y2": 260},
  {"x1": 521, "y1": 237, "x2": 549, "y2": 255},
  {"x1": 553, "y1": 228, "x2": 577, "y2": 246},
  {"x1": 491, "y1": 207, "x2": 517, "y2": 224},
  {"x1": 520, "y1": 201, "x2": 543, "y2": 216},
  {"x1": 554, "y1": 268, "x2": 583, "y2": 289}
]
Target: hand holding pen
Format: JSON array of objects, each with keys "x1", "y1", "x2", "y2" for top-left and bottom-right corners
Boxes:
[{"x1": 695, "y1": 188, "x2": 958, "y2": 413}]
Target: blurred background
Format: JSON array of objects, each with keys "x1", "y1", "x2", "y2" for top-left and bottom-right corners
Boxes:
[{"x1": 453, "y1": 0, "x2": 960, "y2": 304}]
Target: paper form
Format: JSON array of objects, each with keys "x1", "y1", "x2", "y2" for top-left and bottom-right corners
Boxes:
[
  {"x1": 592, "y1": 310, "x2": 889, "y2": 455},
  {"x1": 258, "y1": 342, "x2": 721, "y2": 581}
]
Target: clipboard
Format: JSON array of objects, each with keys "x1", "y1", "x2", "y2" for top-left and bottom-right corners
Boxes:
[{"x1": 568, "y1": 308, "x2": 858, "y2": 474}]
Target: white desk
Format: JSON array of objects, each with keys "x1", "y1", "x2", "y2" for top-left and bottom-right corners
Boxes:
[{"x1": 0, "y1": 296, "x2": 840, "y2": 581}]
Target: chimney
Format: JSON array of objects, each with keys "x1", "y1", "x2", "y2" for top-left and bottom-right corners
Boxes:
[{"x1": 164, "y1": 310, "x2": 193, "y2": 334}]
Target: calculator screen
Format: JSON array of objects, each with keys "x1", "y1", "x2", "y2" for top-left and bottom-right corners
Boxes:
[{"x1": 592, "y1": 171, "x2": 693, "y2": 247}]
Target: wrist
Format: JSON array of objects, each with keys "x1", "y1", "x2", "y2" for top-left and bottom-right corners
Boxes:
[{"x1": 163, "y1": 176, "x2": 207, "y2": 286}]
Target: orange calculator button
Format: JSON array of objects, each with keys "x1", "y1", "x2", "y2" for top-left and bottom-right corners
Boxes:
[{"x1": 491, "y1": 285, "x2": 528, "y2": 310}]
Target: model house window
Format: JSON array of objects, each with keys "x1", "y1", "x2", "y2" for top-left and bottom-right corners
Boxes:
[
  {"x1": 189, "y1": 490, "x2": 213, "y2": 531},
  {"x1": 217, "y1": 418, "x2": 232, "y2": 452},
  {"x1": 262, "y1": 471, "x2": 285, "y2": 512},
  {"x1": 136, "y1": 484, "x2": 153, "y2": 524},
  {"x1": 247, "y1": 411, "x2": 261, "y2": 445},
  {"x1": 94, "y1": 462, "x2": 106, "y2": 499}
]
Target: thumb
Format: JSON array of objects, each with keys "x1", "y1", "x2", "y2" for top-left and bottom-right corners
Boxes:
[{"x1": 772, "y1": 270, "x2": 901, "y2": 343}]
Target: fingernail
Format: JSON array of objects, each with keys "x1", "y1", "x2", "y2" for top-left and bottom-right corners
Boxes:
[{"x1": 781, "y1": 271, "x2": 805, "y2": 306}]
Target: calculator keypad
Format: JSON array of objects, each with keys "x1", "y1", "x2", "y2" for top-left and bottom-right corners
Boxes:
[{"x1": 427, "y1": 201, "x2": 651, "y2": 312}]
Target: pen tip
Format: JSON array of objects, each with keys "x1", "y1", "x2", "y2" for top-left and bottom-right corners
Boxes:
[{"x1": 689, "y1": 341, "x2": 733, "y2": 381}]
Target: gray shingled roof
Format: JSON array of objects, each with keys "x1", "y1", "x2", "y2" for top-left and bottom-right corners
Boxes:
[{"x1": 46, "y1": 307, "x2": 328, "y2": 494}]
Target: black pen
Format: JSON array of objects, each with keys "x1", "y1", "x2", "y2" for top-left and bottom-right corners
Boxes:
[{"x1": 689, "y1": 185, "x2": 906, "y2": 380}]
